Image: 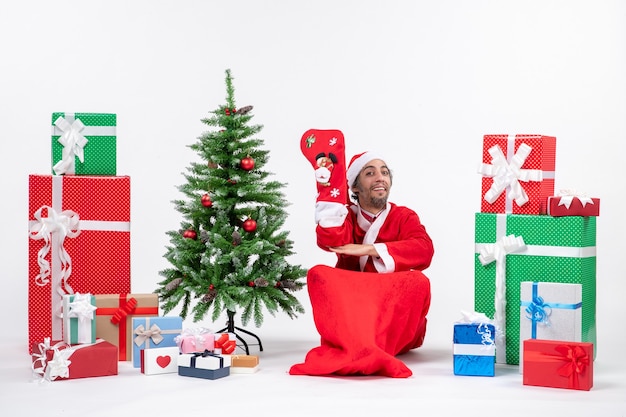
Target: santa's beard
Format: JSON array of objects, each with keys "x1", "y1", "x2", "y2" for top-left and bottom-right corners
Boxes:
[{"x1": 366, "y1": 196, "x2": 387, "y2": 211}]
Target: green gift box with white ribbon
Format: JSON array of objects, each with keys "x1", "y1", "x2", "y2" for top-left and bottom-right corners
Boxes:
[
  {"x1": 474, "y1": 212, "x2": 596, "y2": 365},
  {"x1": 51, "y1": 112, "x2": 116, "y2": 175}
]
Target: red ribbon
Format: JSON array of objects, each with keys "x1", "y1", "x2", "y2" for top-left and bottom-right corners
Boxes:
[
  {"x1": 110, "y1": 297, "x2": 137, "y2": 324},
  {"x1": 215, "y1": 333, "x2": 236, "y2": 354},
  {"x1": 554, "y1": 344, "x2": 590, "y2": 388},
  {"x1": 96, "y1": 295, "x2": 158, "y2": 361},
  {"x1": 526, "y1": 343, "x2": 590, "y2": 389}
]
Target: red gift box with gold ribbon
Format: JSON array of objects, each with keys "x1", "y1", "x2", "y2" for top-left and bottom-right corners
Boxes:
[
  {"x1": 95, "y1": 293, "x2": 159, "y2": 361},
  {"x1": 28, "y1": 175, "x2": 131, "y2": 353},
  {"x1": 478, "y1": 134, "x2": 556, "y2": 215},
  {"x1": 522, "y1": 339, "x2": 593, "y2": 391}
]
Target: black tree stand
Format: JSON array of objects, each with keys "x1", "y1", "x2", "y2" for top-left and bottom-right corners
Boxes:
[{"x1": 216, "y1": 310, "x2": 263, "y2": 355}]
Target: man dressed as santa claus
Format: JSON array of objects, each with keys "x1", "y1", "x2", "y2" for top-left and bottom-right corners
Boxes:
[{"x1": 291, "y1": 129, "x2": 435, "y2": 378}]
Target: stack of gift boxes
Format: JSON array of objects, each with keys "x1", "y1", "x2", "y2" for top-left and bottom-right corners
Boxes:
[
  {"x1": 453, "y1": 134, "x2": 598, "y2": 391},
  {"x1": 28, "y1": 112, "x2": 259, "y2": 382}
]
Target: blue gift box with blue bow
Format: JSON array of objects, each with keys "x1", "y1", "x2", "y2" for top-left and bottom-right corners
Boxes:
[{"x1": 453, "y1": 322, "x2": 496, "y2": 376}]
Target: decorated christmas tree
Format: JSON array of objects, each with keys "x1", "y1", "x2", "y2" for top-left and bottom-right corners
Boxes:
[{"x1": 156, "y1": 69, "x2": 307, "y2": 332}]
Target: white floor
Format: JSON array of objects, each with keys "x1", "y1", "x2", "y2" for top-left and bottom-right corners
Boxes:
[{"x1": 2, "y1": 329, "x2": 625, "y2": 417}]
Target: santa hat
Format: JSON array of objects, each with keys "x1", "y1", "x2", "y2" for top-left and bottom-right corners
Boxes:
[{"x1": 346, "y1": 151, "x2": 386, "y2": 187}]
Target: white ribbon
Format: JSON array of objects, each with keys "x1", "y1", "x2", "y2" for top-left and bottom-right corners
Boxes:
[
  {"x1": 477, "y1": 234, "x2": 526, "y2": 363},
  {"x1": 478, "y1": 141, "x2": 543, "y2": 212},
  {"x1": 65, "y1": 293, "x2": 97, "y2": 344},
  {"x1": 52, "y1": 116, "x2": 88, "y2": 175},
  {"x1": 28, "y1": 205, "x2": 80, "y2": 291},
  {"x1": 557, "y1": 189, "x2": 595, "y2": 209}
]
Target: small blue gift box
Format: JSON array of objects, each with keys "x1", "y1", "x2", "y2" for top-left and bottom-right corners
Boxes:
[
  {"x1": 131, "y1": 316, "x2": 183, "y2": 368},
  {"x1": 178, "y1": 351, "x2": 231, "y2": 380},
  {"x1": 453, "y1": 323, "x2": 496, "y2": 376}
]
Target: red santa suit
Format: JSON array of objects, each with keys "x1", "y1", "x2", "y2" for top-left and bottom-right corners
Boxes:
[{"x1": 290, "y1": 201, "x2": 435, "y2": 378}]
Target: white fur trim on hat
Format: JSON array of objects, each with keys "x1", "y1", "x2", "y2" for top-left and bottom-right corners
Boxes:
[{"x1": 346, "y1": 151, "x2": 386, "y2": 187}]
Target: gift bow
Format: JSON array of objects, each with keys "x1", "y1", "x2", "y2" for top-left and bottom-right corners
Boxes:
[
  {"x1": 110, "y1": 297, "x2": 138, "y2": 325},
  {"x1": 478, "y1": 143, "x2": 543, "y2": 208},
  {"x1": 457, "y1": 310, "x2": 498, "y2": 347},
  {"x1": 557, "y1": 189, "x2": 595, "y2": 209},
  {"x1": 67, "y1": 292, "x2": 96, "y2": 322},
  {"x1": 524, "y1": 295, "x2": 552, "y2": 326},
  {"x1": 31, "y1": 338, "x2": 72, "y2": 381},
  {"x1": 214, "y1": 333, "x2": 237, "y2": 354},
  {"x1": 175, "y1": 328, "x2": 213, "y2": 347},
  {"x1": 53, "y1": 116, "x2": 88, "y2": 175},
  {"x1": 133, "y1": 323, "x2": 164, "y2": 346},
  {"x1": 28, "y1": 205, "x2": 81, "y2": 290}
]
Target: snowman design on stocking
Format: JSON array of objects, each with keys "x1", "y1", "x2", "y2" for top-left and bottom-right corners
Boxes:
[{"x1": 300, "y1": 129, "x2": 348, "y2": 224}]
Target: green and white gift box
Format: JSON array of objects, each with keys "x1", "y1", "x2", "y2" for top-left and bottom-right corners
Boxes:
[
  {"x1": 51, "y1": 112, "x2": 116, "y2": 175},
  {"x1": 519, "y1": 281, "x2": 583, "y2": 372},
  {"x1": 62, "y1": 293, "x2": 97, "y2": 345},
  {"x1": 474, "y1": 212, "x2": 596, "y2": 365}
]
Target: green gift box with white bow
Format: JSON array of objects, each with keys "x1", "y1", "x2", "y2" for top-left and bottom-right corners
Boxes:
[
  {"x1": 51, "y1": 112, "x2": 117, "y2": 175},
  {"x1": 474, "y1": 212, "x2": 596, "y2": 365}
]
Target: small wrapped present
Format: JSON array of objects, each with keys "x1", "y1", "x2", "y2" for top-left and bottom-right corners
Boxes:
[
  {"x1": 214, "y1": 332, "x2": 237, "y2": 354},
  {"x1": 519, "y1": 281, "x2": 582, "y2": 372},
  {"x1": 226, "y1": 354, "x2": 260, "y2": 374},
  {"x1": 174, "y1": 328, "x2": 215, "y2": 354},
  {"x1": 178, "y1": 351, "x2": 231, "y2": 380},
  {"x1": 131, "y1": 316, "x2": 183, "y2": 368},
  {"x1": 453, "y1": 311, "x2": 496, "y2": 377},
  {"x1": 547, "y1": 190, "x2": 600, "y2": 217},
  {"x1": 95, "y1": 293, "x2": 159, "y2": 361},
  {"x1": 478, "y1": 134, "x2": 556, "y2": 215},
  {"x1": 63, "y1": 293, "x2": 97, "y2": 344},
  {"x1": 28, "y1": 175, "x2": 131, "y2": 352},
  {"x1": 31, "y1": 338, "x2": 118, "y2": 382},
  {"x1": 523, "y1": 339, "x2": 593, "y2": 391},
  {"x1": 140, "y1": 346, "x2": 179, "y2": 375},
  {"x1": 51, "y1": 112, "x2": 117, "y2": 175}
]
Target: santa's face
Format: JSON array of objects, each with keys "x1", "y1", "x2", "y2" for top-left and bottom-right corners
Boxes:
[
  {"x1": 352, "y1": 159, "x2": 391, "y2": 211},
  {"x1": 315, "y1": 166, "x2": 331, "y2": 184}
]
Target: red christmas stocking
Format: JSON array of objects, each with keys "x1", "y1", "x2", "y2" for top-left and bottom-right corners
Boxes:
[{"x1": 300, "y1": 129, "x2": 348, "y2": 224}]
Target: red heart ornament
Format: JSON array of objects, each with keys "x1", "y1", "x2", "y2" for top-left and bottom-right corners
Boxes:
[{"x1": 156, "y1": 355, "x2": 171, "y2": 368}]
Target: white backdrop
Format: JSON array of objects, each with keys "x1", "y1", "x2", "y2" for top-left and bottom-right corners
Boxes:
[{"x1": 1, "y1": 0, "x2": 625, "y2": 361}]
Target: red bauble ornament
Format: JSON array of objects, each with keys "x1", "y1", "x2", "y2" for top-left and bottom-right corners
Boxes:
[
  {"x1": 248, "y1": 281, "x2": 255, "y2": 287},
  {"x1": 209, "y1": 284, "x2": 214, "y2": 290},
  {"x1": 201, "y1": 194, "x2": 213, "y2": 207},
  {"x1": 240, "y1": 156, "x2": 255, "y2": 171},
  {"x1": 242, "y1": 218, "x2": 257, "y2": 233},
  {"x1": 183, "y1": 229, "x2": 197, "y2": 240}
]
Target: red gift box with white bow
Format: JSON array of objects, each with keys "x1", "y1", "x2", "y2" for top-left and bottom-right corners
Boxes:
[
  {"x1": 478, "y1": 134, "x2": 556, "y2": 215},
  {"x1": 28, "y1": 175, "x2": 131, "y2": 353},
  {"x1": 31, "y1": 338, "x2": 118, "y2": 381}
]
